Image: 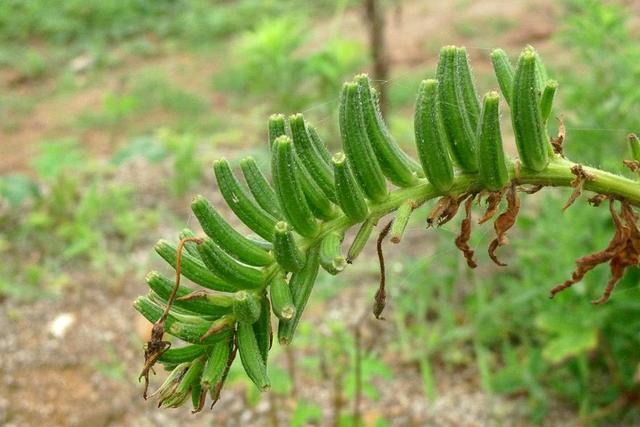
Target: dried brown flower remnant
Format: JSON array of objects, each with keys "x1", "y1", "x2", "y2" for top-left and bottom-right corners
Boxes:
[
  {"x1": 478, "y1": 190, "x2": 504, "y2": 224},
  {"x1": 588, "y1": 194, "x2": 608, "y2": 207},
  {"x1": 488, "y1": 184, "x2": 520, "y2": 266},
  {"x1": 427, "y1": 196, "x2": 453, "y2": 227},
  {"x1": 550, "y1": 199, "x2": 640, "y2": 304},
  {"x1": 563, "y1": 164, "x2": 595, "y2": 211},
  {"x1": 623, "y1": 160, "x2": 640, "y2": 173},
  {"x1": 455, "y1": 194, "x2": 478, "y2": 268},
  {"x1": 551, "y1": 115, "x2": 566, "y2": 156},
  {"x1": 373, "y1": 220, "x2": 393, "y2": 320},
  {"x1": 139, "y1": 237, "x2": 203, "y2": 399}
]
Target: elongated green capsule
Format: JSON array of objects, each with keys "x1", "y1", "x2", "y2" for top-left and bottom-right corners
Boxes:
[
  {"x1": 273, "y1": 221, "x2": 306, "y2": 272},
  {"x1": 201, "y1": 338, "x2": 233, "y2": 391},
  {"x1": 414, "y1": 79, "x2": 454, "y2": 192},
  {"x1": 270, "y1": 273, "x2": 296, "y2": 320},
  {"x1": 290, "y1": 113, "x2": 336, "y2": 201},
  {"x1": 319, "y1": 231, "x2": 347, "y2": 275},
  {"x1": 214, "y1": 158, "x2": 278, "y2": 241},
  {"x1": 529, "y1": 45, "x2": 548, "y2": 94},
  {"x1": 478, "y1": 91, "x2": 509, "y2": 191},
  {"x1": 162, "y1": 356, "x2": 206, "y2": 408},
  {"x1": 134, "y1": 296, "x2": 234, "y2": 344},
  {"x1": 354, "y1": 74, "x2": 420, "y2": 187},
  {"x1": 237, "y1": 321, "x2": 271, "y2": 391},
  {"x1": 233, "y1": 290, "x2": 262, "y2": 324},
  {"x1": 197, "y1": 238, "x2": 265, "y2": 289},
  {"x1": 253, "y1": 295, "x2": 272, "y2": 363},
  {"x1": 272, "y1": 135, "x2": 319, "y2": 237},
  {"x1": 277, "y1": 245, "x2": 321, "y2": 345},
  {"x1": 240, "y1": 157, "x2": 283, "y2": 218},
  {"x1": 297, "y1": 158, "x2": 336, "y2": 220},
  {"x1": 490, "y1": 48, "x2": 514, "y2": 105},
  {"x1": 332, "y1": 152, "x2": 369, "y2": 222},
  {"x1": 629, "y1": 134, "x2": 640, "y2": 161},
  {"x1": 436, "y1": 46, "x2": 478, "y2": 172},
  {"x1": 178, "y1": 228, "x2": 202, "y2": 260},
  {"x1": 146, "y1": 271, "x2": 231, "y2": 317},
  {"x1": 268, "y1": 113, "x2": 287, "y2": 147},
  {"x1": 455, "y1": 47, "x2": 481, "y2": 128},
  {"x1": 192, "y1": 195, "x2": 273, "y2": 267},
  {"x1": 390, "y1": 200, "x2": 414, "y2": 243},
  {"x1": 246, "y1": 235, "x2": 273, "y2": 251},
  {"x1": 540, "y1": 80, "x2": 558, "y2": 124},
  {"x1": 159, "y1": 344, "x2": 208, "y2": 367},
  {"x1": 346, "y1": 218, "x2": 375, "y2": 263},
  {"x1": 307, "y1": 124, "x2": 333, "y2": 165},
  {"x1": 339, "y1": 81, "x2": 388, "y2": 202},
  {"x1": 155, "y1": 239, "x2": 235, "y2": 293},
  {"x1": 511, "y1": 47, "x2": 550, "y2": 172}
]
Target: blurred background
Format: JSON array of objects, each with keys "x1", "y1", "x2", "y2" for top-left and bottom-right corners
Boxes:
[{"x1": 1, "y1": 0, "x2": 640, "y2": 425}]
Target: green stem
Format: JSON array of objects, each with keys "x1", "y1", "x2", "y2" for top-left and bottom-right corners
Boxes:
[{"x1": 261, "y1": 157, "x2": 640, "y2": 287}]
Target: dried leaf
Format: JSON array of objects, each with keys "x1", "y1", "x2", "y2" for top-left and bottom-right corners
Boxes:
[
  {"x1": 563, "y1": 164, "x2": 595, "y2": 211},
  {"x1": 478, "y1": 190, "x2": 504, "y2": 224},
  {"x1": 455, "y1": 194, "x2": 477, "y2": 268},
  {"x1": 488, "y1": 184, "x2": 520, "y2": 266},
  {"x1": 551, "y1": 115, "x2": 566, "y2": 156}
]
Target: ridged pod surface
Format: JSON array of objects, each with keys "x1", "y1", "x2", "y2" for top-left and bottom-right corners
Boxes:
[
  {"x1": 272, "y1": 135, "x2": 319, "y2": 238},
  {"x1": 237, "y1": 321, "x2": 270, "y2": 391},
  {"x1": 201, "y1": 338, "x2": 232, "y2": 391},
  {"x1": 319, "y1": 231, "x2": 346, "y2": 275},
  {"x1": 477, "y1": 91, "x2": 509, "y2": 191},
  {"x1": 332, "y1": 152, "x2": 369, "y2": 222},
  {"x1": 540, "y1": 80, "x2": 558, "y2": 124},
  {"x1": 354, "y1": 74, "x2": 420, "y2": 187},
  {"x1": 253, "y1": 296, "x2": 272, "y2": 363},
  {"x1": 390, "y1": 200, "x2": 414, "y2": 243},
  {"x1": 232, "y1": 290, "x2": 262, "y2": 324},
  {"x1": 289, "y1": 113, "x2": 336, "y2": 201},
  {"x1": 346, "y1": 219, "x2": 375, "y2": 263},
  {"x1": 339, "y1": 81, "x2": 388, "y2": 202},
  {"x1": 436, "y1": 46, "x2": 478, "y2": 172},
  {"x1": 511, "y1": 47, "x2": 550, "y2": 172},
  {"x1": 490, "y1": 48, "x2": 514, "y2": 105},
  {"x1": 414, "y1": 79, "x2": 454, "y2": 193},
  {"x1": 273, "y1": 221, "x2": 306, "y2": 272},
  {"x1": 269, "y1": 273, "x2": 296, "y2": 320},
  {"x1": 197, "y1": 238, "x2": 265, "y2": 289},
  {"x1": 239, "y1": 157, "x2": 282, "y2": 218},
  {"x1": 277, "y1": 245, "x2": 321, "y2": 344},
  {"x1": 191, "y1": 195, "x2": 273, "y2": 266},
  {"x1": 214, "y1": 159, "x2": 278, "y2": 241}
]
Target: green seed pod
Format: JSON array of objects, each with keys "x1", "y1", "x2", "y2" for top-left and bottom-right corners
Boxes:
[
  {"x1": 528, "y1": 45, "x2": 548, "y2": 94},
  {"x1": 539, "y1": 80, "x2": 558, "y2": 124},
  {"x1": 436, "y1": 46, "x2": 478, "y2": 172},
  {"x1": 414, "y1": 79, "x2": 454, "y2": 192},
  {"x1": 478, "y1": 91, "x2": 509, "y2": 191},
  {"x1": 490, "y1": 48, "x2": 514, "y2": 105},
  {"x1": 268, "y1": 113, "x2": 287, "y2": 147},
  {"x1": 390, "y1": 200, "x2": 414, "y2": 243},
  {"x1": 197, "y1": 238, "x2": 265, "y2": 289},
  {"x1": 628, "y1": 134, "x2": 640, "y2": 162},
  {"x1": 307, "y1": 124, "x2": 333, "y2": 165},
  {"x1": 155, "y1": 239, "x2": 235, "y2": 293},
  {"x1": 455, "y1": 47, "x2": 481, "y2": 128},
  {"x1": 246, "y1": 235, "x2": 273, "y2": 251},
  {"x1": 178, "y1": 228, "x2": 202, "y2": 260},
  {"x1": 354, "y1": 74, "x2": 420, "y2": 187},
  {"x1": 339, "y1": 81, "x2": 388, "y2": 202},
  {"x1": 159, "y1": 344, "x2": 208, "y2": 368},
  {"x1": 270, "y1": 273, "x2": 296, "y2": 320},
  {"x1": 162, "y1": 356, "x2": 206, "y2": 408},
  {"x1": 319, "y1": 231, "x2": 347, "y2": 275},
  {"x1": 289, "y1": 113, "x2": 336, "y2": 201},
  {"x1": 201, "y1": 337, "x2": 233, "y2": 391},
  {"x1": 237, "y1": 321, "x2": 271, "y2": 391},
  {"x1": 153, "y1": 362, "x2": 190, "y2": 401},
  {"x1": 277, "y1": 245, "x2": 321, "y2": 345},
  {"x1": 240, "y1": 157, "x2": 282, "y2": 218},
  {"x1": 133, "y1": 296, "x2": 234, "y2": 344},
  {"x1": 272, "y1": 135, "x2": 319, "y2": 237},
  {"x1": 146, "y1": 271, "x2": 231, "y2": 317},
  {"x1": 273, "y1": 221, "x2": 306, "y2": 272},
  {"x1": 296, "y1": 158, "x2": 336, "y2": 221},
  {"x1": 253, "y1": 296, "x2": 272, "y2": 363},
  {"x1": 233, "y1": 290, "x2": 262, "y2": 324},
  {"x1": 214, "y1": 158, "x2": 278, "y2": 241},
  {"x1": 511, "y1": 47, "x2": 550, "y2": 172},
  {"x1": 332, "y1": 152, "x2": 369, "y2": 222},
  {"x1": 191, "y1": 195, "x2": 273, "y2": 267},
  {"x1": 191, "y1": 382, "x2": 204, "y2": 411},
  {"x1": 346, "y1": 218, "x2": 375, "y2": 263}
]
